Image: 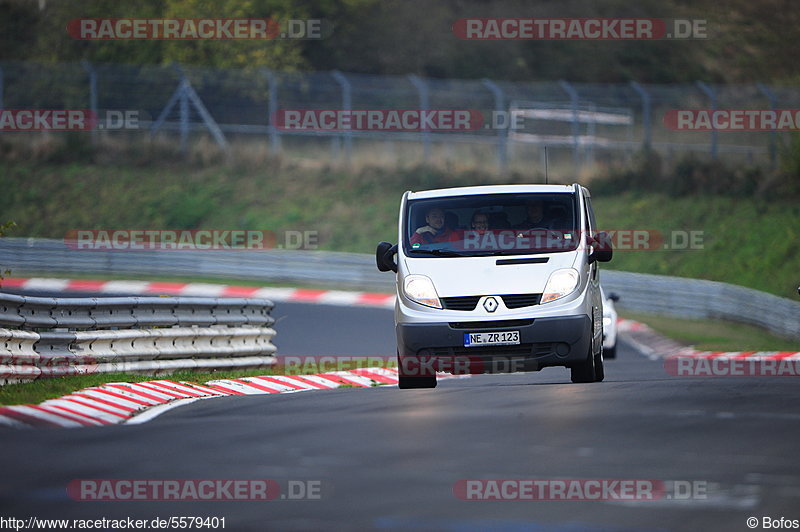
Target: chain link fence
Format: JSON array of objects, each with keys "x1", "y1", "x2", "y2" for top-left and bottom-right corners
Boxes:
[{"x1": 2, "y1": 61, "x2": 799, "y2": 174}]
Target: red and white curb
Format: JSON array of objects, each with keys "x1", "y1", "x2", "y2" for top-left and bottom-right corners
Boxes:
[
  {"x1": 2, "y1": 277, "x2": 396, "y2": 308},
  {"x1": 0, "y1": 368, "x2": 465, "y2": 429}
]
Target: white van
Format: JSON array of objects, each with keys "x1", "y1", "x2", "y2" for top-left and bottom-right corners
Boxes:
[{"x1": 376, "y1": 183, "x2": 612, "y2": 388}]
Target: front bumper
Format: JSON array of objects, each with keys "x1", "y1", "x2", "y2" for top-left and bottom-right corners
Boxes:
[{"x1": 397, "y1": 314, "x2": 591, "y2": 375}]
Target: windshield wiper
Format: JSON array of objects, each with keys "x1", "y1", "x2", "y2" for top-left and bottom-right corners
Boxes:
[
  {"x1": 470, "y1": 249, "x2": 556, "y2": 256},
  {"x1": 407, "y1": 248, "x2": 466, "y2": 257}
]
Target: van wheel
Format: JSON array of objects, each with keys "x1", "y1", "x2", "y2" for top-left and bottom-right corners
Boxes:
[
  {"x1": 398, "y1": 375, "x2": 437, "y2": 389},
  {"x1": 570, "y1": 344, "x2": 596, "y2": 384},
  {"x1": 397, "y1": 353, "x2": 437, "y2": 389},
  {"x1": 594, "y1": 350, "x2": 605, "y2": 382}
]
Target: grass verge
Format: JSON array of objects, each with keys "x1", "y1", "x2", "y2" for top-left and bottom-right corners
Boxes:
[{"x1": 2, "y1": 161, "x2": 798, "y2": 297}]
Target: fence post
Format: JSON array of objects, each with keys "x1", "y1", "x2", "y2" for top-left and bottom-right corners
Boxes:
[
  {"x1": 150, "y1": 64, "x2": 227, "y2": 155},
  {"x1": 332, "y1": 70, "x2": 353, "y2": 166},
  {"x1": 178, "y1": 82, "x2": 189, "y2": 152},
  {"x1": 81, "y1": 60, "x2": 98, "y2": 146},
  {"x1": 408, "y1": 74, "x2": 431, "y2": 163},
  {"x1": 263, "y1": 68, "x2": 281, "y2": 155},
  {"x1": 482, "y1": 78, "x2": 508, "y2": 175},
  {"x1": 695, "y1": 81, "x2": 718, "y2": 160},
  {"x1": 558, "y1": 80, "x2": 581, "y2": 171},
  {"x1": 629, "y1": 81, "x2": 652, "y2": 151},
  {"x1": 756, "y1": 82, "x2": 778, "y2": 168}
]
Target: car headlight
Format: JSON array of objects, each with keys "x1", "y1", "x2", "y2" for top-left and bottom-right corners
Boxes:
[
  {"x1": 541, "y1": 268, "x2": 579, "y2": 304},
  {"x1": 403, "y1": 274, "x2": 442, "y2": 309}
]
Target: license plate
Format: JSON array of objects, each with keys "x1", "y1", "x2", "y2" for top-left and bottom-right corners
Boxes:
[{"x1": 463, "y1": 330, "x2": 520, "y2": 347}]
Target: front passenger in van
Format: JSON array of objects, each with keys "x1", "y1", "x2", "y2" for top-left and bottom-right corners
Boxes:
[{"x1": 410, "y1": 207, "x2": 459, "y2": 245}]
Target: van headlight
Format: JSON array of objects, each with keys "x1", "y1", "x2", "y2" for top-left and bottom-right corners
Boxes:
[
  {"x1": 403, "y1": 275, "x2": 442, "y2": 309},
  {"x1": 541, "y1": 268, "x2": 579, "y2": 304}
]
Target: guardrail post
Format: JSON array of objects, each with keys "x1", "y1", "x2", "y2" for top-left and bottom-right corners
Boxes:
[
  {"x1": 263, "y1": 68, "x2": 281, "y2": 155},
  {"x1": 695, "y1": 81, "x2": 718, "y2": 160},
  {"x1": 81, "y1": 60, "x2": 98, "y2": 146},
  {"x1": 408, "y1": 74, "x2": 431, "y2": 163},
  {"x1": 756, "y1": 82, "x2": 778, "y2": 168},
  {"x1": 559, "y1": 80, "x2": 581, "y2": 170},
  {"x1": 630, "y1": 81, "x2": 652, "y2": 151},
  {"x1": 332, "y1": 71, "x2": 353, "y2": 166},
  {"x1": 482, "y1": 78, "x2": 508, "y2": 176}
]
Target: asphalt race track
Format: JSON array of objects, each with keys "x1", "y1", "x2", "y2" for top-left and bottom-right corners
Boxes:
[{"x1": 2, "y1": 294, "x2": 800, "y2": 531}]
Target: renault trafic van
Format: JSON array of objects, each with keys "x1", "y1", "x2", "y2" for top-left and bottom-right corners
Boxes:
[{"x1": 376, "y1": 184, "x2": 612, "y2": 388}]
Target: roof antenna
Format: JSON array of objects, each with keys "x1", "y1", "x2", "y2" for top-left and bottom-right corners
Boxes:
[{"x1": 544, "y1": 146, "x2": 549, "y2": 184}]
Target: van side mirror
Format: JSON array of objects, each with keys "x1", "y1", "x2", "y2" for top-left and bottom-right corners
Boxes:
[
  {"x1": 608, "y1": 292, "x2": 620, "y2": 302},
  {"x1": 589, "y1": 232, "x2": 613, "y2": 264},
  {"x1": 376, "y1": 241, "x2": 398, "y2": 273}
]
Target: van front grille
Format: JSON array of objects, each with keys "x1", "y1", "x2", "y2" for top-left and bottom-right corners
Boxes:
[
  {"x1": 500, "y1": 293, "x2": 542, "y2": 309},
  {"x1": 441, "y1": 294, "x2": 542, "y2": 311},
  {"x1": 449, "y1": 319, "x2": 534, "y2": 329},
  {"x1": 441, "y1": 296, "x2": 481, "y2": 311},
  {"x1": 425, "y1": 343, "x2": 556, "y2": 358}
]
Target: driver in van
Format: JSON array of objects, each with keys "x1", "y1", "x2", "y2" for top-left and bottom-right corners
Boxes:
[
  {"x1": 410, "y1": 207, "x2": 459, "y2": 245},
  {"x1": 514, "y1": 198, "x2": 553, "y2": 231}
]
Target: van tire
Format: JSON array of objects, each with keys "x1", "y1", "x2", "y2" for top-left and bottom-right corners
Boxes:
[
  {"x1": 397, "y1": 353, "x2": 437, "y2": 389},
  {"x1": 594, "y1": 350, "x2": 605, "y2": 382},
  {"x1": 570, "y1": 344, "x2": 596, "y2": 384},
  {"x1": 398, "y1": 375, "x2": 438, "y2": 389}
]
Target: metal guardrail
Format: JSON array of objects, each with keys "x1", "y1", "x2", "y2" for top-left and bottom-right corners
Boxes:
[
  {"x1": 601, "y1": 271, "x2": 800, "y2": 341},
  {"x1": 0, "y1": 286, "x2": 277, "y2": 385},
  {"x1": 1, "y1": 238, "x2": 798, "y2": 341},
  {"x1": 1, "y1": 237, "x2": 390, "y2": 291},
  {"x1": 0, "y1": 292, "x2": 273, "y2": 330}
]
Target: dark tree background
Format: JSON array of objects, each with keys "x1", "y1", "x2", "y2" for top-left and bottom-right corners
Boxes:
[{"x1": 1, "y1": 0, "x2": 798, "y2": 83}]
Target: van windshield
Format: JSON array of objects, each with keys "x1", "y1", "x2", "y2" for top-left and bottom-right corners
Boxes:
[{"x1": 404, "y1": 193, "x2": 580, "y2": 257}]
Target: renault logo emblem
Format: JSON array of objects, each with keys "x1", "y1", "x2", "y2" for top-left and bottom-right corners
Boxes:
[{"x1": 483, "y1": 297, "x2": 498, "y2": 313}]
